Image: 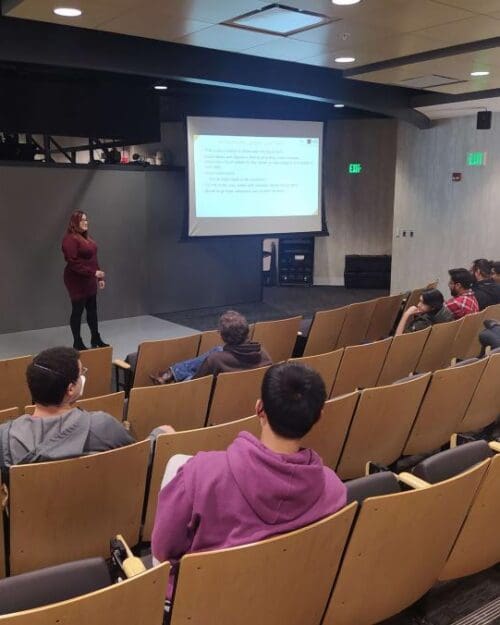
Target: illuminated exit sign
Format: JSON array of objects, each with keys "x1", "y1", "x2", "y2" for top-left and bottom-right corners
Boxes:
[
  {"x1": 348, "y1": 163, "x2": 362, "y2": 174},
  {"x1": 467, "y1": 151, "x2": 486, "y2": 166}
]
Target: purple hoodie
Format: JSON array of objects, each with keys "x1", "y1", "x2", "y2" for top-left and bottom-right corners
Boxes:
[{"x1": 151, "y1": 432, "x2": 346, "y2": 594}]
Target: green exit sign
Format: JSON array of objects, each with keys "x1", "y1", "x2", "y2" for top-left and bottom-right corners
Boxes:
[
  {"x1": 467, "y1": 151, "x2": 486, "y2": 166},
  {"x1": 348, "y1": 163, "x2": 362, "y2": 174}
]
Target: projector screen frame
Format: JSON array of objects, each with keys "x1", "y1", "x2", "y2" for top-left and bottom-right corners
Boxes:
[{"x1": 183, "y1": 115, "x2": 328, "y2": 240}]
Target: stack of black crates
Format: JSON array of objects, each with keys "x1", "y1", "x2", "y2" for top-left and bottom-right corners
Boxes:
[{"x1": 344, "y1": 255, "x2": 391, "y2": 289}]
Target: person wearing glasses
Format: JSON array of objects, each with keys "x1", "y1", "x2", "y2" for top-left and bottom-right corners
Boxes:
[
  {"x1": 62, "y1": 211, "x2": 109, "y2": 350},
  {"x1": 0, "y1": 347, "x2": 134, "y2": 468}
]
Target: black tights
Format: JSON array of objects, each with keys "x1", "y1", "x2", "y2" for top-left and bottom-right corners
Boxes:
[{"x1": 70, "y1": 295, "x2": 99, "y2": 343}]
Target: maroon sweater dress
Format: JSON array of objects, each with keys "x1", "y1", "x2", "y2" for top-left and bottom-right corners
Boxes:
[{"x1": 62, "y1": 233, "x2": 100, "y2": 302}]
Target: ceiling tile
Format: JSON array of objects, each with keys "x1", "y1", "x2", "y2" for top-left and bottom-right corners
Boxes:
[
  {"x1": 289, "y1": 19, "x2": 394, "y2": 48},
  {"x1": 99, "y1": 9, "x2": 211, "y2": 41},
  {"x1": 243, "y1": 38, "x2": 330, "y2": 61},
  {"x1": 4, "y1": 0, "x2": 131, "y2": 28},
  {"x1": 145, "y1": 0, "x2": 268, "y2": 25},
  {"x1": 434, "y1": 0, "x2": 500, "y2": 14},
  {"x1": 175, "y1": 24, "x2": 279, "y2": 52},
  {"x1": 416, "y1": 15, "x2": 500, "y2": 44}
]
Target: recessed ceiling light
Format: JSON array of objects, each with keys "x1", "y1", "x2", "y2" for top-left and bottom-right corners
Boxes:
[
  {"x1": 335, "y1": 56, "x2": 355, "y2": 63},
  {"x1": 154, "y1": 85, "x2": 168, "y2": 90},
  {"x1": 334, "y1": 103, "x2": 345, "y2": 108},
  {"x1": 53, "y1": 7, "x2": 82, "y2": 17},
  {"x1": 470, "y1": 71, "x2": 490, "y2": 77},
  {"x1": 332, "y1": 0, "x2": 361, "y2": 4}
]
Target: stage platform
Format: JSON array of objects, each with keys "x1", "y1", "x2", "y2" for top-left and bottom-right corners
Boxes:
[{"x1": 0, "y1": 285, "x2": 388, "y2": 360}]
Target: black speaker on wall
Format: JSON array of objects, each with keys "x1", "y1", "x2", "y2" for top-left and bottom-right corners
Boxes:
[{"x1": 477, "y1": 110, "x2": 492, "y2": 130}]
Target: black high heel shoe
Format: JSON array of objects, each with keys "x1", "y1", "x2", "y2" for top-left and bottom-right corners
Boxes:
[
  {"x1": 91, "y1": 335, "x2": 110, "y2": 348},
  {"x1": 73, "y1": 338, "x2": 88, "y2": 351}
]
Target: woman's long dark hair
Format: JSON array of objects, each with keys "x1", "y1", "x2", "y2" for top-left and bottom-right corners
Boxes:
[
  {"x1": 67, "y1": 211, "x2": 89, "y2": 239},
  {"x1": 421, "y1": 288, "x2": 444, "y2": 314}
]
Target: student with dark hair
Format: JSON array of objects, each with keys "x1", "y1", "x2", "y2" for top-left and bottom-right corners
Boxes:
[
  {"x1": 445, "y1": 268, "x2": 479, "y2": 319},
  {"x1": 470, "y1": 258, "x2": 500, "y2": 310},
  {"x1": 395, "y1": 288, "x2": 453, "y2": 335},
  {"x1": 151, "y1": 363, "x2": 346, "y2": 596},
  {"x1": 0, "y1": 347, "x2": 133, "y2": 468},
  {"x1": 150, "y1": 310, "x2": 271, "y2": 384},
  {"x1": 491, "y1": 261, "x2": 500, "y2": 285}
]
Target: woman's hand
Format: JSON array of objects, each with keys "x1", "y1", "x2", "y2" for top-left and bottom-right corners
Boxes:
[
  {"x1": 95, "y1": 270, "x2": 105, "y2": 279},
  {"x1": 406, "y1": 305, "x2": 420, "y2": 316},
  {"x1": 98, "y1": 280, "x2": 105, "y2": 290}
]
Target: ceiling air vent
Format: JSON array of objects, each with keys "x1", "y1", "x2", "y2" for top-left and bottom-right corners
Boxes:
[{"x1": 396, "y1": 75, "x2": 464, "y2": 89}]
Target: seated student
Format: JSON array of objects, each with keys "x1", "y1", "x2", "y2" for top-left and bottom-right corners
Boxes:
[
  {"x1": 150, "y1": 310, "x2": 272, "y2": 384},
  {"x1": 395, "y1": 288, "x2": 453, "y2": 335},
  {"x1": 0, "y1": 347, "x2": 134, "y2": 468},
  {"x1": 151, "y1": 362, "x2": 346, "y2": 597},
  {"x1": 479, "y1": 319, "x2": 500, "y2": 354},
  {"x1": 491, "y1": 261, "x2": 500, "y2": 285},
  {"x1": 470, "y1": 258, "x2": 500, "y2": 310},
  {"x1": 445, "y1": 268, "x2": 479, "y2": 320}
]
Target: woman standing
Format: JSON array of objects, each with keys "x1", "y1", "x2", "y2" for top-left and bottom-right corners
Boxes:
[{"x1": 62, "y1": 211, "x2": 109, "y2": 350}]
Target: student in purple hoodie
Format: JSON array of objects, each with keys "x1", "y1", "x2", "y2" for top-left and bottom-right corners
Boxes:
[{"x1": 151, "y1": 362, "x2": 346, "y2": 598}]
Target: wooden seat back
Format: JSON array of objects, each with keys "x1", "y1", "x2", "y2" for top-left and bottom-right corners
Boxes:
[
  {"x1": 403, "y1": 359, "x2": 487, "y2": 456},
  {"x1": 0, "y1": 356, "x2": 32, "y2": 412},
  {"x1": 207, "y1": 365, "x2": 270, "y2": 426},
  {"x1": 24, "y1": 392, "x2": 126, "y2": 422},
  {"x1": 142, "y1": 416, "x2": 260, "y2": 541},
  {"x1": 377, "y1": 327, "x2": 430, "y2": 386},
  {"x1": 336, "y1": 374, "x2": 431, "y2": 480},
  {"x1": 331, "y1": 338, "x2": 392, "y2": 398},
  {"x1": 79, "y1": 347, "x2": 113, "y2": 398},
  {"x1": 415, "y1": 318, "x2": 462, "y2": 373},
  {"x1": 365, "y1": 294, "x2": 406, "y2": 341},
  {"x1": 302, "y1": 307, "x2": 348, "y2": 357},
  {"x1": 483, "y1": 302, "x2": 500, "y2": 319},
  {"x1": 0, "y1": 564, "x2": 170, "y2": 625},
  {"x1": 301, "y1": 392, "x2": 359, "y2": 469},
  {"x1": 459, "y1": 353, "x2": 500, "y2": 432},
  {"x1": 8, "y1": 441, "x2": 150, "y2": 575},
  {"x1": 170, "y1": 504, "x2": 357, "y2": 625},
  {"x1": 0, "y1": 407, "x2": 20, "y2": 426},
  {"x1": 133, "y1": 335, "x2": 200, "y2": 388},
  {"x1": 323, "y1": 461, "x2": 488, "y2": 625},
  {"x1": 440, "y1": 453, "x2": 500, "y2": 580},
  {"x1": 252, "y1": 316, "x2": 302, "y2": 362},
  {"x1": 288, "y1": 349, "x2": 344, "y2": 397},
  {"x1": 335, "y1": 300, "x2": 378, "y2": 349},
  {"x1": 449, "y1": 310, "x2": 486, "y2": 361},
  {"x1": 127, "y1": 376, "x2": 213, "y2": 439}
]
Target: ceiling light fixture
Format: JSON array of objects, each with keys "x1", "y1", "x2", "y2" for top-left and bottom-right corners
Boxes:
[
  {"x1": 470, "y1": 71, "x2": 490, "y2": 77},
  {"x1": 335, "y1": 56, "x2": 355, "y2": 63},
  {"x1": 154, "y1": 85, "x2": 168, "y2": 90},
  {"x1": 334, "y1": 103, "x2": 345, "y2": 108},
  {"x1": 332, "y1": 0, "x2": 361, "y2": 5},
  {"x1": 53, "y1": 7, "x2": 82, "y2": 17}
]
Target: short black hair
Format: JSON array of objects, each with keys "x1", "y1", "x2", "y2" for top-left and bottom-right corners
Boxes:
[
  {"x1": 26, "y1": 347, "x2": 80, "y2": 406},
  {"x1": 449, "y1": 268, "x2": 473, "y2": 290},
  {"x1": 261, "y1": 363, "x2": 326, "y2": 439},
  {"x1": 472, "y1": 258, "x2": 492, "y2": 278},
  {"x1": 219, "y1": 310, "x2": 249, "y2": 346},
  {"x1": 492, "y1": 261, "x2": 500, "y2": 274},
  {"x1": 421, "y1": 288, "x2": 445, "y2": 313}
]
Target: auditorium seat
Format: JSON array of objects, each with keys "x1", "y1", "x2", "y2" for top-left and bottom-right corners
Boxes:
[
  {"x1": 126, "y1": 375, "x2": 213, "y2": 438},
  {"x1": 336, "y1": 373, "x2": 431, "y2": 480},
  {"x1": 79, "y1": 346, "x2": 113, "y2": 399},
  {"x1": 403, "y1": 359, "x2": 488, "y2": 456},
  {"x1": 288, "y1": 348, "x2": 344, "y2": 396},
  {"x1": 206, "y1": 365, "x2": 270, "y2": 426},
  {"x1": 0, "y1": 563, "x2": 169, "y2": 625},
  {"x1": 414, "y1": 318, "x2": 463, "y2": 373},
  {"x1": 330, "y1": 337, "x2": 392, "y2": 398},
  {"x1": 142, "y1": 415, "x2": 260, "y2": 541},
  {"x1": 196, "y1": 329, "x2": 224, "y2": 355},
  {"x1": 0, "y1": 407, "x2": 20, "y2": 426},
  {"x1": 301, "y1": 391, "x2": 359, "y2": 469},
  {"x1": 377, "y1": 326, "x2": 431, "y2": 386},
  {"x1": 7, "y1": 440, "x2": 150, "y2": 575},
  {"x1": 458, "y1": 352, "x2": 500, "y2": 433},
  {"x1": 302, "y1": 306, "x2": 348, "y2": 357},
  {"x1": 114, "y1": 335, "x2": 200, "y2": 390},
  {"x1": 169, "y1": 504, "x2": 357, "y2": 625},
  {"x1": 335, "y1": 299, "x2": 378, "y2": 349},
  {"x1": 323, "y1": 459, "x2": 488, "y2": 625},
  {"x1": 345, "y1": 470, "x2": 401, "y2": 504},
  {"x1": 0, "y1": 355, "x2": 32, "y2": 412},
  {"x1": 24, "y1": 391, "x2": 126, "y2": 422},
  {"x1": 450, "y1": 310, "x2": 486, "y2": 361},
  {"x1": 252, "y1": 315, "x2": 302, "y2": 362},
  {"x1": 364, "y1": 293, "x2": 406, "y2": 341}
]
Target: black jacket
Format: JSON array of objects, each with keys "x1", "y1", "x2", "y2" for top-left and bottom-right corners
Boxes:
[{"x1": 472, "y1": 279, "x2": 500, "y2": 310}]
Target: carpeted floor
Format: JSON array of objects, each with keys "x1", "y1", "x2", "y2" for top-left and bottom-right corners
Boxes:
[{"x1": 154, "y1": 285, "x2": 389, "y2": 330}]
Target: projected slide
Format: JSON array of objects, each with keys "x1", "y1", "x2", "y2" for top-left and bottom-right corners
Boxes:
[{"x1": 187, "y1": 117, "x2": 323, "y2": 237}]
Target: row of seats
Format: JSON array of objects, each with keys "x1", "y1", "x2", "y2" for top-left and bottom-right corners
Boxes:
[{"x1": 2, "y1": 438, "x2": 499, "y2": 625}]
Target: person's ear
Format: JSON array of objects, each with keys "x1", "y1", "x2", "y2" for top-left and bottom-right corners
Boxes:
[{"x1": 256, "y1": 399, "x2": 267, "y2": 425}]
